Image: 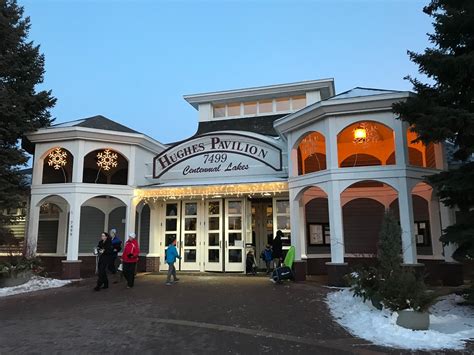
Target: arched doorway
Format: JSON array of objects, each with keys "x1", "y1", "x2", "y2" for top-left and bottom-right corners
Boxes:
[
  {"x1": 79, "y1": 196, "x2": 127, "y2": 254},
  {"x1": 341, "y1": 180, "x2": 398, "y2": 254}
]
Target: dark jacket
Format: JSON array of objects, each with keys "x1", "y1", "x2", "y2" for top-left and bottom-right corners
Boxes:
[
  {"x1": 272, "y1": 235, "x2": 283, "y2": 259},
  {"x1": 97, "y1": 238, "x2": 114, "y2": 264}
]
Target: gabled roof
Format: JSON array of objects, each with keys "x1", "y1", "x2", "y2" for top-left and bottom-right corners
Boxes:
[
  {"x1": 50, "y1": 115, "x2": 139, "y2": 134},
  {"x1": 327, "y1": 87, "x2": 405, "y2": 101}
]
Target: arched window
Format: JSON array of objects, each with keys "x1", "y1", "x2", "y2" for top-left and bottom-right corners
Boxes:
[
  {"x1": 42, "y1": 147, "x2": 74, "y2": 184},
  {"x1": 82, "y1": 149, "x2": 128, "y2": 185},
  {"x1": 297, "y1": 132, "x2": 327, "y2": 175},
  {"x1": 338, "y1": 121, "x2": 395, "y2": 168},
  {"x1": 407, "y1": 129, "x2": 437, "y2": 168}
]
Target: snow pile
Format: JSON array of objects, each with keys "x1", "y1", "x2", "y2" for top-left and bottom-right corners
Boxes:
[
  {"x1": 0, "y1": 276, "x2": 72, "y2": 298},
  {"x1": 326, "y1": 288, "x2": 474, "y2": 350}
]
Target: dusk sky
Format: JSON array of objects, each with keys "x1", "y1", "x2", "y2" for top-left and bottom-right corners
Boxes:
[{"x1": 23, "y1": 0, "x2": 433, "y2": 144}]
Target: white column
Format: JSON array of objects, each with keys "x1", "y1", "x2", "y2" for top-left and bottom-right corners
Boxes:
[
  {"x1": 56, "y1": 206, "x2": 69, "y2": 255},
  {"x1": 439, "y1": 202, "x2": 456, "y2": 262},
  {"x1": 128, "y1": 146, "x2": 136, "y2": 186},
  {"x1": 394, "y1": 120, "x2": 408, "y2": 166},
  {"x1": 25, "y1": 194, "x2": 42, "y2": 257},
  {"x1": 148, "y1": 202, "x2": 162, "y2": 256},
  {"x1": 289, "y1": 188, "x2": 306, "y2": 261},
  {"x1": 327, "y1": 181, "x2": 344, "y2": 263},
  {"x1": 327, "y1": 118, "x2": 339, "y2": 170},
  {"x1": 125, "y1": 196, "x2": 138, "y2": 237},
  {"x1": 287, "y1": 134, "x2": 299, "y2": 177},
  {"x1": 66, "y1": 197, "x2": 82, "y2": 260},
  {"x1": 72, "y1": 140, "x2": 85, "y2": 183},
  {"x1": 398, "y1": 178, "x2": 417, "y2": 264}
]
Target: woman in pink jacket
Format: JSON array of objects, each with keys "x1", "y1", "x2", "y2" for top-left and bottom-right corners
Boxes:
[{"x1": 122, "y1": 232, "x2": 140, "y2": 288}]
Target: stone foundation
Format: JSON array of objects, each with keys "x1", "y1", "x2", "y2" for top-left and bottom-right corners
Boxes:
[
  {"x1": 326, "y1": 262, "x2": 349, "y2": 287},
  {"x1": 146, "y1": 257, "x2": 161, "y2": 272},
  {"x1": 293, "y1": 261, "x2": 307, "y2": 281},
  {"x1": 61, "y1": 260, "x2": 82, "y2": 279}
]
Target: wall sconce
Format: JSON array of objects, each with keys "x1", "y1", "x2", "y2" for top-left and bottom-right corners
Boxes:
[{"x1": 353, "y1": 125, "x2": 367, "y2": 144}]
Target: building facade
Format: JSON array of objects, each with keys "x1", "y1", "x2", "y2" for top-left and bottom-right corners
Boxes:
[{"x1": 21, "y1": 79, "x2": 461, "y2": 285}]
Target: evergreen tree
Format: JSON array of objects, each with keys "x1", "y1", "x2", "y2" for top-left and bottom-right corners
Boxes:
[
  {"x1": 392, "y1": 0, "x2": 474, "y2": 261},
  {"x1": 0, "y1": 1, "x2": 56, "y2": 244},
  {"x1": 377, "y1": 211, "x2": 402, "y2": 276}
]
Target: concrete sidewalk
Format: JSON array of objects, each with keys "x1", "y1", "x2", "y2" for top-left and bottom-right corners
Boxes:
[{"x1": 0, "y1": 274, "x2": 460, "y2": 354}]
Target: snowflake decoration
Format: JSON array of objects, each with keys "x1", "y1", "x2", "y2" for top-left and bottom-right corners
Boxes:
[
  {"x1": 47, "y1": 148, "x2": 67, "y2": 170},
  {"x1": 96, "y1": 149, "x2": 118, "y2": 171}
]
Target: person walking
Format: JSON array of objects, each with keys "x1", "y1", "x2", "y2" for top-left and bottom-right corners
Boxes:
[
  {"x1": 108, "y1": 228, "x2": 122, "y2": 275},
  {"x1": 272, "y1": 230, "x2": 284, "y2": 269},
  {"x1": 166, "y1": 237, "x2": 181, "y2": 285},
  {"x1": 261, "y1": 244, "x2": 273, "y2": 275},
  {"x1": 94, "y1": 232, "x2": 113, "y2": 291},
  {"x1": 122, "y1": 232, "x2": 140, "y2": 289}
]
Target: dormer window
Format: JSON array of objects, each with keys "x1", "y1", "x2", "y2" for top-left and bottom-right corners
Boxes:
[{"x1": 212, "y1": 95, "x2": 307, "y2": 119}]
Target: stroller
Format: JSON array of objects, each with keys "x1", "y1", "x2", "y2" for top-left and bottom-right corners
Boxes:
[
  {"x1": 270, "y1": 246, "x2": 295, "y2": 283},
  {"x1": 246, "y1": 249, "x2": 258, "y2": 275}
]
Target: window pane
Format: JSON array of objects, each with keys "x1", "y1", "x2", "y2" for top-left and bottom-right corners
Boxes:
[
  {"x1": 185, "y1": 234, "x2": 196, "y2": 246},
  {"x1": 209, "y1": 217, "x2": 219, "y2": 230},
  {"x1": 229, "y1": 249, "x2": 242, "y2": 262},
  {"x1": 213, "y1": 104, "x2": 225, "y2": 118},
  {"x1": 208, "y1": 201, "x2": 220, "y2": 215},
  {"x1": 185, "y1": 203, "x2": 197, "y2": 216},
  {"x1": 276, "y1": 97, "x2": 290, "y2": 111},
  {"x1": 228, "y1": 217, "x2": 242, "y2": 230},
  {"x1": 185, "y1": 217, "x2": 197, "y2": 231},
  {"x1": 292, "y1": 95, "x2": 306, "y2": 110},
  {"x1": 277, "y1": 216, "x2": 290, "y2": 230},
  {"x1": 208, "y1": 249, "x2": 220, "y2": 262},
  {"x1": 208, "y1": 233, "x2": 220, "y2": 246},
  {"x1": 184, "y1": 249, "x2": 196, "y2": 262},
  {"x1": 228, "y1": 201, "x2": 242, "y2": 214},
  {"x1": 227, "y1": 103, "x2": 240, "y2": 116},
  {"x1": 229, "y1": 232, "x2": 242, "y2": 246},
  {"x1": 276, "y1": 200, "x2": 290, "y2": 214},
  {"x1": 165, "y1": 219, "x2": 177, "y2": 231},
  {"x1": 244, "y1": 101, "x2": 257, "y2": 115},
  {"x1": 259, "y1": 100, "x2": 273, "y2": 113},
  {"x1": 166, "y1": 204, "x2": 177, "y2": 216}
]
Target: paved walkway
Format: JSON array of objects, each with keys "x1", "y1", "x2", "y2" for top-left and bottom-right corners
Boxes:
[{"x1": 0, "y1": 274, "x2": 466, "y2": 354}]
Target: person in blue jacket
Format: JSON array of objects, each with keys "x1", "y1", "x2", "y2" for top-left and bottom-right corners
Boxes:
[
  {"x1": 260, "y1": 244, "x2": 273, "y2": 275},
  {"x1": 166, "y1": 237, "x2": 181, "y2": 285}
]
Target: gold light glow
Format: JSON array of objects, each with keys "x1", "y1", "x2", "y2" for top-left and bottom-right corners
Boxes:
[
  {"x1": 353, "y1": 126, "x2": 367, "y2": 144},
  {"x1": 97, "y1": 149, "x2": 118, "y2": 171},
  {"x1": 135, "y1": 182, "x2": 289, "y2": 202},
  {"x1": 47, "y1": 148, "x2": 67, "y2": 170}
]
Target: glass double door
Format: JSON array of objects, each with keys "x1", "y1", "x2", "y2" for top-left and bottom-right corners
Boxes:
[
  {"x1": 161, "y1": 199, "x2": 246, "y2": 272},
  {"x1": 204, "y1": 199, "x2": 246, "y2": 272}
]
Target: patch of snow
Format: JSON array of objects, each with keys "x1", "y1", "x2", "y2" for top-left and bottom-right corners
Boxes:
[
  {"x1": 326, "y1": 288, "x2": 474, "y2": 350},
  {"x1": 0, "y1": 276, "x2": 73, "y2": 298}
]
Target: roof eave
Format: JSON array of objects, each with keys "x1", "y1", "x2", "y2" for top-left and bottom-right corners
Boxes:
[{"x1": 183, "y1": 79, "x2": 335, "y2": 109}]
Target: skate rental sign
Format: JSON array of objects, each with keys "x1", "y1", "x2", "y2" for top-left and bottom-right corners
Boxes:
[{"x1": 153, "y1": 132, "x2": 283, "y2": 179}]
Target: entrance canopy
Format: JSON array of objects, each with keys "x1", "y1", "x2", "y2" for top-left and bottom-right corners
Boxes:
[{"x1": 136, "y1": 178, "x2": 288, "y2": 201}]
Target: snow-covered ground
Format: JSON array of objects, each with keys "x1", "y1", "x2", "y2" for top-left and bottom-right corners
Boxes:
[
  {"x1": 0, "y1": 276, "x2": 73, "y2": 298},
  {"x1": 326, "y1": 288, "x2": 474, "y2": 350}
]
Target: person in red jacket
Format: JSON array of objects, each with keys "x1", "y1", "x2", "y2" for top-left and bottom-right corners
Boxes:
[{"x1": 122, "y1": 232, "x2": 140, "y2": 288}]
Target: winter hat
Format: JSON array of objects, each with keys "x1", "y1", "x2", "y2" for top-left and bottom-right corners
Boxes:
[{"x1": 128, "y1": 232, "x2": 136, "y2": 239}]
